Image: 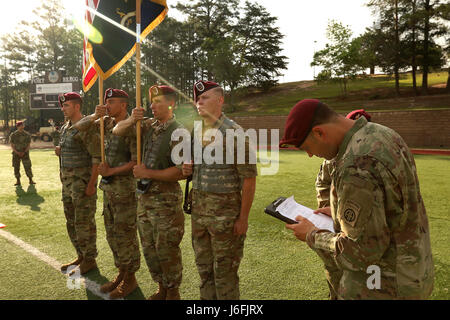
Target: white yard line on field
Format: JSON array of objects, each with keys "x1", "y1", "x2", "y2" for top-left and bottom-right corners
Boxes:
[{"x1": 0, "y1": 228, "x2": 120, "y2": 300}]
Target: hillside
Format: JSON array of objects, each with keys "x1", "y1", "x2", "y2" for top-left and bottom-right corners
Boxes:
[{"x1": 226, "y1": 71, "x2": 450, "y2": 116}]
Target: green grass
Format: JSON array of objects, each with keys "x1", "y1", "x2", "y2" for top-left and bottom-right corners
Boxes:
[{"x1": 0, "y1": 149, "x2": 449, "y2": 299}]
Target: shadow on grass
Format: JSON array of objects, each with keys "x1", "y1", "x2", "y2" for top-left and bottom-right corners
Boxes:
[{"x1": 15, "y1": 185, "x2": 45, "y2": 212}]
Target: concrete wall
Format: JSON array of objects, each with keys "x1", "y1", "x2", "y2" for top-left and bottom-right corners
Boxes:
[{"x1": 230, "y1": 109, "x2": 450, "y2": 148}]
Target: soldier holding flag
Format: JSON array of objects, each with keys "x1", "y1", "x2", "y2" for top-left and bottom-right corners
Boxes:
[
  {"x1": 72, "y1": 88, "x2": 141, "y2": 299},
  {"x1": 113, "y1": 85, "x2": 186, "y2": 300}
]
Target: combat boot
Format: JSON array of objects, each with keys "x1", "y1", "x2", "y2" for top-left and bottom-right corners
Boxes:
[
  {"x1": 109, "y1": 272, "x2": 137, "y2": 299},
  {"x1": 69, "y1": 258, "x2": 97, "y2": 276},
  {"x1": 29, "y1": 178, "x2": 36, "y2": 184},
  {"x1": 61, "y1": 256, "x2": 83, "y2": 272},
  {"x1": 166, "y1": 287, "x2": 181, "y2": 300},
  {"x1": 100, "y1": 269, "x2": 125, "y2": 293},
  {"x1": 148, "y1": 282, "x2": 167, "y2": 300},
  {"x1": 14, "y1": 178, "x2": 21, "y2": 186}
]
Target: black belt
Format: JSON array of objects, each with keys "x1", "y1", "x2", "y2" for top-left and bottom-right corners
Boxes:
[{"x1": 183, "y1": 175, "x2": 192, "y2": 214}]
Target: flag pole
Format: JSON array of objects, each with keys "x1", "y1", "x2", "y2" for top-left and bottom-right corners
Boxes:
[
  {"x1": 136, "y1": 0, "x2": 142, "y2": 165},
  {"x1": 99, "y1": 77, "x2": 105, "y2": 163}
]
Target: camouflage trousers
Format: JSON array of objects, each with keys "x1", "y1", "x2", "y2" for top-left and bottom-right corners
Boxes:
[
  {"x1": 61, "y1": 168, "x2": 97, "y2": 261},
  {"x1": 191, "y1": 189, "x2": 245, "y2": 300},
  {"x1": 137, "y1": 188, "x2": 184, "y2": 289},
  {"x1": 12, "y1": 152, "x2": 33, "y2": 179},
  {"x1": 103, "y1": 190, "x2": 140, "y2": 273},
  {"x1": 311, "y1": 247, "x2": 343, "y2": 300}
]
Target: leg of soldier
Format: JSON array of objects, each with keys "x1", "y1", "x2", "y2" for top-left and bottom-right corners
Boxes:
[
  {"x1": 71, "y1": 174, "x2": 97, "y2": 262},
  {"x1": 193, "y1": 192, "x2": 245, "y2": 300},
  {"x1": 22, "y1": 152, "x2": 33, "y2": 180},
  {"x1": 137, "y1": 196, "x2": 164, "y2": 285},
  {"x1": 152, "y1": 193, "x2": 184, "y2": 290},
  {"x1": 191, "y1": 214, "x2": 216, "y2": 300},
  {"x1": 311, "y1": 248, "x2": 342, "y2": 300},
  {"x1": 103, "y1": 191, "x2": 121, "y2": 270},
  {"x1": 211, "y1": 229, "x2": 245, "y2": 300},
  {"x1": 209, "y1": 193, "x2": 244, "y2": 300},
  {"x1": 61, "y1": 176, "x2": 82, "y2": 258},
  {"x1": 138, "y1": 192, "x2": 184, "y2": 287},
  {"x1": 12, "y1": 153, "x2": 21, "y2": 182},
  {"x1": 110, "y1": 192, "x2": 140, "y2": 273}
]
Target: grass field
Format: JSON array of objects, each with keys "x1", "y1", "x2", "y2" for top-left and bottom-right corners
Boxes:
[{"x1": 0, "y1": 148, "x2": 449, "y2": 300}]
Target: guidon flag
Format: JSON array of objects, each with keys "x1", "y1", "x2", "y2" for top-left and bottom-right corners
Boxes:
[{"x1": 83, "y1": 0, "x2": 168, "y2": 91}]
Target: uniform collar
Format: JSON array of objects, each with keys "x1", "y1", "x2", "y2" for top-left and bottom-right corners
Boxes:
[
  {"x1": 335, "y1": 117, "x2": 368, "y2": 161},
  {"x1": 204, "y1": 113, "x2": 225, "y2": 130},
  {"x1": 152, "y1": 115, "x2": 176, "y2": 132}
]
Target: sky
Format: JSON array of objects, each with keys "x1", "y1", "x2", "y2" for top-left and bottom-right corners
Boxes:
[{"x1": 0, "y1": 0, "x2": 375, "y2": 83}]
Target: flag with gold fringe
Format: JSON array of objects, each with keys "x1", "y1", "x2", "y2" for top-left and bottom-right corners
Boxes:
[
  {"x1": 84, "y1": 0, "x2": 168, "y2": 85},
  {"x1": 82, "y1": 0, "x2": 100, "y2": 92}
]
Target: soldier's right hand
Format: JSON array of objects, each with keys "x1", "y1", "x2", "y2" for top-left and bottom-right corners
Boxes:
[
  {"x1": 182, "y1": 161, "x2": 193, "y2": 176},
  {"x1": 131, "y1": 107, "x2": 145, "y2": 122},
  {"x1": 55, "y1": 146, "x2": 61, "y2": 156},
  {"x1": 313, "y1": 206, "x2": 332, "y2": 217},
  {"x1": 94, "y1": 105, "x2": 107, "y2": 119}
]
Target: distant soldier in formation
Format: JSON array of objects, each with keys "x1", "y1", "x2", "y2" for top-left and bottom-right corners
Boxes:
[
  {"x1": 10, "y1": 121, "x2": 35, "y2": 186},
  {"x1": 73, "y1": 88, "x2": 141, "y2": 299},
  {"x1": 56, "y1": 92, "x2": 101, "y2": 276},
  {"x1": 282, "y1": 99, "x2": 434, "y2": 299},
  {"x1": 114, "y1": 85, "x2": 186, "y2": 300},
  {"x1": 182, "y1": 80, "x2": 257, "y2": 300}
]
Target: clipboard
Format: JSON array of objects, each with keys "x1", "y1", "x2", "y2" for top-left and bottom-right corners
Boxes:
[{"x1": 264, "y1": 197, "x2": 298, "y2": 224}]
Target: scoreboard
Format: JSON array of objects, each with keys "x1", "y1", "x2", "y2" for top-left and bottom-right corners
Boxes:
[{"x1": 30, "y1": 71, "x2": 80, "y2": 110}]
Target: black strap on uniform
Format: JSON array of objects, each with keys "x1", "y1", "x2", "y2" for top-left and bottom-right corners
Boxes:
[{"x1": 183, "y1": 127, "x2": 194, "y2": 214}]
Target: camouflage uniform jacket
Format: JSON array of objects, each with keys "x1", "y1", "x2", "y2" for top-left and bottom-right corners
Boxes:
[
  {"x1": 192, "y1": 113, "x2": 258, "y2": 193},
  {"x1": 60, "y1": 118, "x2": 101, "y2": 177},
  {"x1": 129, "y1": 115, "x2": 182, "y2": 194},
  {"x1": 97, "y1": 116, "x2": 137, "y2": 194},
  {"x1": 307, "y1": 117, "x2": 434, "y2": 299},
  {"x1": 10, "y1": 130, "x2": 31, "y2": 152},
  {"x1": 315, "y1": 159, "x2": 334, "y2": 208}
]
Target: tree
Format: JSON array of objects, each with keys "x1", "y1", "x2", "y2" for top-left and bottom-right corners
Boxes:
[
  {"x1": 235, "y1": 1, "x2": 288, "y2": 91},
  {"x1": 354, "y1": 27, "x2": 380, "y2": 75},
  {"x1": 311, "y1": 20, "x2": 363, "y2": 96},
  {"x1": 368, "y1": 0, "x2": 403, "y2": 95},
  {"x1": 175, "y1": 0, "x2": 240, "y2": 80}
]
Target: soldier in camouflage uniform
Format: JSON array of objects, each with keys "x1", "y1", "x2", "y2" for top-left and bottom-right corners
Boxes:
[
  {"x1": 56, "y1": 92, "x2": 101, "y2": 276},
  {"x1": 113, "y1": 85, "x2": 185, "y2": 300},
  {"x1": 73, "y1": 88, "x2": 140, "y2": 299},
  {"x1": 182, "y1": 81, "x2": 257, "y2": 300},
  {"x1": 313, "y1": 110, "x2": 372, "y2": 299},
  {"x1": 282, "y1": 99, "x2": 434, "y2": 299},
  {"x1": 10, "y1": 121, "x2": 35, "y2": 186}
]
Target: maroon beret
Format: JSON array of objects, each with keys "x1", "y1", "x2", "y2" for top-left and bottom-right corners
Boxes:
[
  {"x1": 346, "y1": 109, "x2": 371, "y2": 121},
  {"x1": 104, "y1": 88, "x2": 129, "y2": 103},
  {"x1": 279, "y1": 99, "x2": 322, "y2": 148},
  {"x1": 149, "y1": 85, "x2": 176, "y2": 102},
  {"x1": 193, "y1": 80, "x2": 220, "y2": 102},
  {"x1": 59, "y1": 92, "x2": 82, "y2": 108},
  {"x1": 16, "y1": 121, "x2": 24, "y2": 127}
]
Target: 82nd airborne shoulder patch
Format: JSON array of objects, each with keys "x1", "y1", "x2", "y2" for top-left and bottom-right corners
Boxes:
[{"x1": 342, "y1": 200, "x2": 361, "y2": 228}]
